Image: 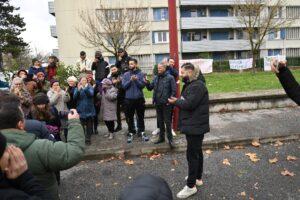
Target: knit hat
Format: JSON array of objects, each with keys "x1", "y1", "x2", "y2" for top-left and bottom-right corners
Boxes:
[
  {"x1": 67, "y1": 76, "x2": 78, "y2": 83},
  {"x1": 33, "y1": 93, "x2": 49, "y2": 105},
  {"x1": 101, "y1": 78, "x2": 112, "y2": 85},
  {"x1": 50, "y1": 79, "x2": 59, "y2": 87},
  {"x1": 0, "y1": 132, "x2": 7, "y2": 159}
]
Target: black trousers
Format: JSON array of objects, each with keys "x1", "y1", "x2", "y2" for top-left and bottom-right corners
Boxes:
[
  {"x1": 116, "y1": 99, "x2": 123, "y2": 128},
  {"x1": 124, "y1": 98, "x2": 145, "y2": 134},
  {"x1": 186, "y1": 134, "x2": 205, "y2": 188},
  {"x1": 80, "y1": 117, "x2": 93, "y2": 143},
  {"x1": 156, "y1": 104, "x2": 173, "y2": 142},
  {"x1": 104, "y1": 121, "x2": 115, "y2": 133}
]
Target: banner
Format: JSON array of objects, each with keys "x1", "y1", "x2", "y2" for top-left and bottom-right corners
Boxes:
[
  {"x1": 179, "y1": 59, "x2": 213, "y2": 74},
  {"x1": 264, "y1": 55, "x2": 286, "y2": 71},
  {"x1": 229, "y1": 58, "x2": 253, "y2": 70}
]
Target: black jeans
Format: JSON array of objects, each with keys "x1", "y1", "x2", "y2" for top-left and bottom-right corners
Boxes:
[
  {"x1": 186, "y1": 134, "x2": 205, "y2": 188},
  {"x1": 105, "y1": 121, "x2": 115, "y2": 133},
  {"x1": 156, "y1": 104, "x2": 173, "y2": 142},
  {"x1": 80, "y1": 117, "x2": 93, "y2": 143},
  {"x1": 116, "y1": 99, "x2": 123, "y2": 128},
  {"x1": 124, "y1": 98, "x2": 145, "y2": 134}
]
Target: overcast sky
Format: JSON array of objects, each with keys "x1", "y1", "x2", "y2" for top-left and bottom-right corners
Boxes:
[{"x1": 11, "y1": 0, "x2": 58, "y2": 55}]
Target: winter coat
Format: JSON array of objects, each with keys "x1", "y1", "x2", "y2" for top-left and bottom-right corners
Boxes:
[
  {"x1": 12, "y1": 89, "x2": 32, "y2": 117},
  {"x1": 66, "y1": 86, "x2": 77, "y2": 109},
  {"x1": 74, "y1": 85, "x2": 96, "y2": 119},
  {"x1": 146, "y1": 72, "x2": 176, "y2": 105},
  {"x1": 115, "y1": 54, "x2": 132, "y2": 74},
  {"x1": 166, "y1": 65, "x2": 179, "y2": 79},
  {"x1": 1, "y1": 119, "x2": 85, "y2": 200},
  {"x1": 28, "y1": 67, "x2": 46, "y2": 76},
  {"x1": 92, "y1": 58, "x2": 109, "y2": 81},
  {"x1": 122, "y1": 69, "x2": 145, "y2": 100},
  {"x1": 35, "y1": 80, "x2": 50, "y2": 95},
  {"x1": 119, "y1": 174, "x2": 173, "y2": 200},
  {"x1": 111, "y1": 72, "x2": 125, "y2": 102},
  {"x1": 0, "y1": 170, "x2": 48, "y2": 200},
  {"x1": 25, "y1": 119, "x2": 56, "y2": 141},
  {"x1": 277, "y1": 67, "x2": 300, "y2": 105},
  {"x1": 175, "y1": 67, "x2": 210, "y2": 136},
  {"x1": 101, "y1": 86, "x2": 118, "y2": 121},
  {"x1": 47, "y1": 89, "x2": 70, "y2": 112}
]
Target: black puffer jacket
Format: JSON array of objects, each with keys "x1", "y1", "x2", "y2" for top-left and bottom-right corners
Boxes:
[
  {"x1": 119, "y1": 174, "x2": 173, "y2": 200},
  {"x1": 277, "y1": 67, "x2": 300, "y2": 105},
  {"x1": 92, "y1": 58, "x2": 109, "y2": 81},
  {"x1": 175, "y1": 73, "x2": 210, "y2": 135},
  {"x1": 115, "y1": 54, "x2": 132, "y2": 74},
  {"x1": 146, "y1": 72, "x2": 176, "y2": 105}
]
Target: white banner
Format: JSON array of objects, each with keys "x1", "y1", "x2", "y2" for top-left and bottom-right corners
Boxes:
[
  {"x1": 179, "y1": 59, "x2": 213, "y2": 74},
  {"x1": 229, "y1": 58, "x2": 253, "y2": 70},
  {"x1": 264, "y1": 55, "x2": 286, "y2": 71}
]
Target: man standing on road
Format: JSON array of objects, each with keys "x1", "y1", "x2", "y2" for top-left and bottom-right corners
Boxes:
[
  {"x1": 272, "y1": 61, "x2": 300, "y2": 105},
  {"x1": 168, "y1": 63, "x2": 210, "y2": 199}
]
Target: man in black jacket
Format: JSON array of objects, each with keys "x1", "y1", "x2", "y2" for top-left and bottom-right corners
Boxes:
[
  {"x1": 91, "y1": 51, "x2": 109, "y2": 84},
  {"x1": 145, "y1": 63, "x2": 176, "y2": 148},
  {"x1": 115, "y1": 48, "x2": 131, "y2": 74},
  {"x1": 272, "y1": 61, "x2": 300, "y2": 105},
  {"x1": 168, "y1": 63, "x2": 209, "y2": 199}
]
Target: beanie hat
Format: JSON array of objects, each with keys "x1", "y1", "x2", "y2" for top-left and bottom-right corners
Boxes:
[
  {"x1": 33, "y1": 93, "x2": 49, "y2": 105},
  {"x1": 0, "y1": 132, "x2": 7, "y2": 159},
  {"x1": 101, "y1": 78, "x2": 112, "y2": 85},
  {"x1": 50, "y1": 79, "x2": 59, "y2": 87}
]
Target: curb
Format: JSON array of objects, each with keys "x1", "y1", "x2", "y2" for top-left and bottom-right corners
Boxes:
[{"x1": 83, "y1": 133, "x2": 300, "y2": 161}]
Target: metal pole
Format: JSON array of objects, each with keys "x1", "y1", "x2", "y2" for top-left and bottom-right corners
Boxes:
[{"x1": 168, "y1": 0, "x2": 180, "y2": 130}]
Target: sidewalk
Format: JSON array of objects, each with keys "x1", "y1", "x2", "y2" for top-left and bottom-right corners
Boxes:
[{"x1": 84, "y1": 107, "x2": 300, "y2": 160}]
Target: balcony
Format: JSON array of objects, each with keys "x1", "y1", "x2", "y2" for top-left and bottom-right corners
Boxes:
[
  {"x1": 182, "y1": 40, "x2": 251, "y2": 53},
  {"x1": 48, "y1": 1, "x2": 55, "y2": 16},
  {"x1": 52, "y1": 49, "x2": 59, "y2": 57},
  {"x1": 50, "y1": 25, "x2": 57, "y2": 38},
  {"x1": 181, "y1": 17, "x2": 244, "y2": 29},
  {"x1": 180, "y1": 0, "x2": 247, "y2": 6}
]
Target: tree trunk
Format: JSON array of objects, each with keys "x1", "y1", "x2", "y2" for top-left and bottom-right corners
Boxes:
[{"x1": 252, "y1": 50, "x2": 259, "y2": 74}]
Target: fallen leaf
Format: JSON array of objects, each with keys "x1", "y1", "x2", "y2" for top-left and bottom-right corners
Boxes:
[
  {"x1": 171, "y1": 168, "x2": 175, "y2": 172},
  {"x1": 246, "y1": 153, "x2": 260, "y2": 163},
  {"x1": 223, "y1": 159, "x2": 231, "y2": 166},
  {"x1": 268, "y1": 158, "x2": 278, "y2": 164},
  {"x1": 124, "y1": 160, "x2": 134, "y2": 165},
  {"x1": 128, "y1": 176, "x2": 132, "y2": 179},
  {"x1": 76, "y1": 196, "x2": 80, "y2": 199},
  {"x1": 281, "y1": 169, "x2": 295, "y2": 177},
  {"x1": 253, "y1": 182, "x2": 259, "y2": 190},
  {"x1": 287, "y1": 155, "x2": 297, "y2": 161},
  {"x1": 172, "y1": 159, "x2": 179, "y2": 166},
  {"x1": 234, "y1": 145, "x2": 245, "y2": 149},
  {"x1": 240, "y1": 191, "x2": 246, "y2": 196},
  {"x1": 149, "y1": 153, "x2": 161, "y2": 160},
  {"x1": 95, "y1": 183, "x2": 101, "y2": 187},
  {"x1": 113, "y1": 182, "x2": 119, "y2": 186},
  {"x1": 224, "y1": 145, "x2": 230, "y2": 150},
  {"x1": 205, "y1": 149, "x2": 213, "y2": 154},
  {"x1": 251, "y1": 140, "x2": 260, "y2": 147},
  {"x1": 274, "y1": 140, "x2": 283, "y2": 147}
]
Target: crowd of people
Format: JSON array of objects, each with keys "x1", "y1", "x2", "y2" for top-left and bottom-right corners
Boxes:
[{"x1": 0, "y1": 45, "x2": 298, "y2": 199}]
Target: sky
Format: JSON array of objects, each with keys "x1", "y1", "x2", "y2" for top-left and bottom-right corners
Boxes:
[{"x1": 11, "y1": 0, "x2": 58, "y2": 55}]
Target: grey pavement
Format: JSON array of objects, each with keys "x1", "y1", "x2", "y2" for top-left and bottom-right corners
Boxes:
[
  {"x1": 58, "y1": 141, "x2": 300, "y2": 200},
  {"x1": 85, "y1": 107, "x2": 300, "y2": 159}
]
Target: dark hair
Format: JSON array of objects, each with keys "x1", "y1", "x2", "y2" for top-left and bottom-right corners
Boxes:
[
  {"x1": 129, "y1": 58, "x2": 138, "y2": 64},
  {"x1": 168, "y1": 58, "x2": 175, "y2": 62},
  {"x1": 110, "y1": 65, "x2": 118, "y2": 69},
  {"x1": 17, "y1": 69, "x2": 28, "y2": 77},
  {"x1": 118, "y1": 48, "x2": 124, "y2": 53},
  {"x1": 0, "y1": 91, "x2": 20, "y2": 109},
  {"x1": 32, "y1": 58, "x2": 39, "y2": 65},
  {"x1": 30, "y1": 104, "x2": 53, "y2": 122},
  {"x1": 80, "y1": 51, "x2": 86, "y2": 56},
  {"x1": 181, "y1": 62, "x2": 195, "y2": 70},
  {"x1": 0, "y1": 106, "x2": 24, "y2": 130}
]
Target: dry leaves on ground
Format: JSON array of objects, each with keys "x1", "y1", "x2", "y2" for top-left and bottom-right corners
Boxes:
[
  {"x1": 113, "y1": 182, "x2": 119, "y2": 186},
  {"x1": 269, "y1": 157, "x2": 278, "y2": 164},
  {"x1": 98, "y1": 157, "x2": 115, "y2": 164},
  {"x1": 245, "y1": 153, "x2": 260, "y2": 163},
  {"x1": 251, "y1": 140, "x2": 260, "y2": 147},
  {"x1": 95, "y1": 183, "x2": 101, "y2": 187},
  {"x1": 172, "y1": 159, "x2": 179, "y2": 166},
  {"x1": 205, "y1": 149, "x2": 213, "y2": 154},
  {"x1": 287, "y1": 155, "x2": 297, "y2": 161},
  {"x1": 234, "y1": 145, "x2": 245, "y2": 149},
  {"x1": 224, "y1": 145, "x2": 230, "y2": 150},
  {"x1": 223, "y1": 159, "x2": 231, "y2": 166},
  {"x1": 274, "y1": 140, "x2": 283, "y2": 147},
  {"x1": 149, "y1": 153, "x2": 162, "y2": 160},
  {"x1": 240, "y1": 191, "x2": 246, "y2": 196},
  {"x1": 124, "y1": 160, "x2": 135, "y2": 165},
  {"x1": 281, "y1": 169, "x2": 295, "y2": 177}
]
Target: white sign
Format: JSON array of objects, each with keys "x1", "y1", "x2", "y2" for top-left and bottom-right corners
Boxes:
[
  {"x1": 229, "y1": 58, "x2": 253, "y2": 70},
  {"x1": 179, "y1": 59, "x2": 213, "y2": 74},
  {"x1": 264, "y1": 55, "x2": 286, "y2": 71}
]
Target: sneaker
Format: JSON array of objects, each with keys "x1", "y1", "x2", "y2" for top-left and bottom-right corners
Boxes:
[
  {"x1": 141, "y1": 132, "x2": 149, "y2": 142},
  {"x1": 152, "y1": 128, "x2": 160, "y2": 135},
  {"x1": 127, "y1": 133, "x2": 133, "y2": 143},
  {"x1": 185, "y1": 176, "x2": 203, "y2": 187},
  {"x1": 176, "y1": 185, "x2": 197, "y2": 199},
  {"x1": 172, "y1": 129, "x2": 177, "y2": 137},
  {"x1": 108, "y1": 133, "x2": 114, "y2": 140},
  {"x1": 104, "y1": 133, "x2": 109, "y2": 138}
]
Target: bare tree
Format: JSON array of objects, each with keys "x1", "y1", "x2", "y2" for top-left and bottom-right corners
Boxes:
[
  {"x1": 234, "y1": 0, "x2": 292, "y2": 71},
  {"x1": 77, "y1": 0, "x2": 148, "y2": 58}
]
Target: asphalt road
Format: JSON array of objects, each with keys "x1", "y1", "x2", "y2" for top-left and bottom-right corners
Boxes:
[{"x1": 59, "y1": 141, "x2": 300, "y2": 200}]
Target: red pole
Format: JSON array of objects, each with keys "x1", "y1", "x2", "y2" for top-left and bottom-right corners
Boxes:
[{"x1": 168, "y1": 0, "x2": 180, "y2": 130}]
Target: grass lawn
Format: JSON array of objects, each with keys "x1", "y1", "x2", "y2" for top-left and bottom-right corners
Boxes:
[{"x1": 143, "y1": 69, "x2": 300, "y2": 99}]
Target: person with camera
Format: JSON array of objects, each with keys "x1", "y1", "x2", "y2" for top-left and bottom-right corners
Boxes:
[
  {"x1": 122, "y1": 58, "x2": 149, "y2": 143},
  {"x1": 168, "y1": 63, "x2": 209, "y2": 199},
  {"x1": 145, "y1": 62, "x2": 176, "y2": 149},
  {"x1": 272, "y1": 61, "x2": 300, "y2": 105}
]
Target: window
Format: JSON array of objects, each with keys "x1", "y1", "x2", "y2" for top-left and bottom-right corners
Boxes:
[
  {"x1": 180, "y1": 8, "x2": 206, "y2": 17},
  {"x1": 209, "y1": 8, "x2": 229, "y2": 17},
  {"x1": 236, "y1": 51, "x2": 251, "y2": 59},
  {"x1": 268, "y1": 49, "x2": 282, "y2": 56},
  {"x1": 287, "y1": 48, "x2": 300, "y2": 57},
  {"x1": 269, "y1": 7, "x2": 282, "y2": 18},
  {"x1": 153, "y1": 31, "x2": 169, "y2": 44},
  {"x1": 210, "y1": 30, "x2": 234, "y2": 40},
  {"x1": 190, "y1": 10, "x2": 198, "y2": 17},
  {"x1": 286, "y1": 6, "x2": 300, "y2": 19},
  {"x1": 269, "y1": 29, "x2": 281, "y2": 40},
  {"x1": 236, "y1": 30, "x2": 244, "y2": 39},
  {"x1": 153, "y1": 8, "x2": 168, "y2": 21},
  {"x1": 155, "y1": 54, "x2": 169, "y2": 64},
  {"x1": 127, "y1": 8, "x2": 148, "y2": 21},
  {"x1": 286, "y1": 27, "x2": 300, "y2": 40},
  {"x1": 106, "y1": 9, "x2": 122, "y2": 21},
  {"x1": 182, "y1": 31, "x2": 206, "y2": 41},
  {"x1": 131, "y1": 54, "x2": 152, "y2": 72}
]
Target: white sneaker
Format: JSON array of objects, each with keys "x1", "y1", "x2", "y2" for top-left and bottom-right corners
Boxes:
[
  {"x1": 108, "y1": 133, "x2": 114, "y2": 140},
  {"x1": 152, "y1": 128, "x2": 160, "y2": 135},
  {"x1": 185, "y1": 176, "x2": 203, "y2": 187},
  {"x1": 177, "y1": 185, "x2": 197, "y2": 199},
  {"x1": 172, "y1": 129, "x2": 177, "y2": 136}
]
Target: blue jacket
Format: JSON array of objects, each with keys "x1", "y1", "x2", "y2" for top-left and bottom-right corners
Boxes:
[
  {"x1": 122, "y1": 69, "x2": 145, "y2": 100},
  {"x1": 25, "y1": 120, "x2": 56, "y2": 141},
  {"x1": 166, "y1": 66, "x2": 179, "y2": 79},
  {"x1": 28, "y1": 66, "x2": 46, "y2": 76},
  {"x1": 74, "y1": 85, "x2": 96, "y2": 119}
]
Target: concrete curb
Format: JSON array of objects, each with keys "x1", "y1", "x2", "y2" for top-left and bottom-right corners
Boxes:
[{"x1": 83, "y1": 133, "x2": 300, "y2": 161}]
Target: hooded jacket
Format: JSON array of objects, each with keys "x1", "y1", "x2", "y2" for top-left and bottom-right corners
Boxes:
[
  {"x1": 1, "y1": 119, "x2": 85, "y2": 200},
  {"x1": 122, "y1": 69, "x2": 145, "y2": 100},
  {"x1": 92, "y1": 58, "x2": 109, "y2": 81}
]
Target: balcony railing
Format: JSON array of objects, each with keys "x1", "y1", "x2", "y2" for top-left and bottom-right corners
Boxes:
[
  {"x1": 181, "y1": 0, "x2": 247, "y2": 6},
  {"x1": 50, "y1": 25, "x2": 57, "y2": 38},
  {"x1": 181, "y1": 17, "x2": 245, "y2": 29},
  {"x1": 48, "y1": 1, "x2": 55, "y2": 16}
]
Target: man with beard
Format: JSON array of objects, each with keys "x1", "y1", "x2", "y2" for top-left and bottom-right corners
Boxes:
[{"x1": 116, "y1": 48, "x2": 132, "y2": 74}]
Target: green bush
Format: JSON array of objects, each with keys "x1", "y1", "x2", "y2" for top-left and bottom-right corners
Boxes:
[{"x1": 56, "y1": 63, "x2": 81, "y2": 87}]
